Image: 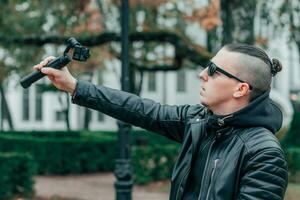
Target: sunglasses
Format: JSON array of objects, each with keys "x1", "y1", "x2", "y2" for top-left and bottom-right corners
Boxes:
[{"x1": 207, "y1": 61, "x2": 253, "y2": 90}]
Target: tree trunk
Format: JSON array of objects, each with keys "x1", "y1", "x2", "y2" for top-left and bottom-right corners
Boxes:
[
  {"x1": 220, "y1": 0, "x2": 256, "y2": 44},
  {"x1": 83, "y1": 108, "x2": 91, "y2": 130},
  {"x1": 0, "y1": 83, "x2": 14, "y2": 130},
  {"x1": 207, "y1": 28, "x2": 220, "y2": 53}
]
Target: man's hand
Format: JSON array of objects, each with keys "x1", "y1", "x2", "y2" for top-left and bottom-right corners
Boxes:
[{"x1": 33, "y1": 56, "x2": 77, "y2": 94}]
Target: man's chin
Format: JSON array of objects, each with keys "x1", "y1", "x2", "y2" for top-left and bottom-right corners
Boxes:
[{"x1": 200, "y1": 99, "x2": 208, "y2": 107}]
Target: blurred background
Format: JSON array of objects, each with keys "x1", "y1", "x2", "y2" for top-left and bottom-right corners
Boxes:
[{"x1": 0, "y1": 0, "x2": 299, "y2": 199}]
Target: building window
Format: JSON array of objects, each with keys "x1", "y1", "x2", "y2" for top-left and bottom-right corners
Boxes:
[
  {"x1": 148, "y1": 72, "x2": 156, "y2": 92},
  {"x1": 22, "y1": 89, "x2": 30, "y2": 121},
  {"x1": 55, "y1": 111, "x2": 65, "y2": 122},
  {"x1": 35, "y1": 86, "x2": 43, "y2": 121},
  {"x1": 98, "y1": 112, "x2": 104, "y2": 122},
  {"x1": 177, "y1": 69, "x2": 186, "y2": 92}
]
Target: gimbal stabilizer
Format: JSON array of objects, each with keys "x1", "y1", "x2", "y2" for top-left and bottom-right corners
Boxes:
[{"x1": 20, "y1": 37, "x2": 90, "y2": 89}]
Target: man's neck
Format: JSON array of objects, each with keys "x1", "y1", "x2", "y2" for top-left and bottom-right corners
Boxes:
[{"x1": 210, "y1": 99, "x2": 249, "y2": 116}]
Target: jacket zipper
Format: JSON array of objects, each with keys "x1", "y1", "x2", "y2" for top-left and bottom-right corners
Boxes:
[
  {"x1": 175, "y1": 168, "x2": 191, "y2": 200},
  {"x1": 217, "y1": 114, "x2": 233, "y2": 126},
  {"x1": 205, "y1": 159, "x2": 219, "y2": 200},
  {"x1": 197, "y1": 138, "x2": 215, "y2": 200},
  {"x1": 174, "y1": 135, "x2": 214, "y2": 200}
]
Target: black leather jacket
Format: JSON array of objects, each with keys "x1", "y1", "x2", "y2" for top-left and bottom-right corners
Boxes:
[{"x1": 72, "y1": 81, "x2": 288, "y2": 200}]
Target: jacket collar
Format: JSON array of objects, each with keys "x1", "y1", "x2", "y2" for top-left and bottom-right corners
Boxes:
[{"x1": 204, "y1": 90, "x2": 282, "y2": 135}]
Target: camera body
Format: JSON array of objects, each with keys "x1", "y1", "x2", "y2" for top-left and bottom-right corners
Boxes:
[
  {"x1": 73, "y1": 45, "x2": 90, "y2": 61},
  {"x1": 65, "y1": 37, "x2": 90, "y2": 61}
]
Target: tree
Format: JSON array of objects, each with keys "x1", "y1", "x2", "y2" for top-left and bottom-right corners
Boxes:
[
  {"x1": 220, "y1": 0, "x2": 256, "y2": 45},
  {"x1": 281, "y1": 0, "x2": 300, "y2": 56},
  {"x1": 0, "y1": 0, "x2": 105, "y2": 130}
]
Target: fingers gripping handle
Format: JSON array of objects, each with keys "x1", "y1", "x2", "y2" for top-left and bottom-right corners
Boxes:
[{"x1": 20, "y1": 56, "x2": 71, "y2": 89}]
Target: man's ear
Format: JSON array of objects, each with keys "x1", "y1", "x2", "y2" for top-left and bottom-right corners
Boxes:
[{"x1": 233, "y1": 83, "x2": 250, "y2": 98}]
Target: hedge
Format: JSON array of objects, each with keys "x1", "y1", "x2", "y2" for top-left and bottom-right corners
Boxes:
[
  {"x1": 0, "y1": 152, "x2": 36, "y2": 199},
  {"x1": 0, "y1": 130, "x2": 176, "y2": 146},
  {"x1": 285, "y1": 148, "x2": 300, "y2": 176},
  {"x1": 281, "y1": 111, "x2": 300, "y2": 148},
  {"x1": 280, "y1": 110, "x2": 300, "y2": 181},
  {"x1": 0, "y1": 133, "x2": 117, "y2": 174},
  {"x1": 132, "y1": 144, "x2": 180, "y2": 184},
  {"x1": 1, "y1": 130, "x2": 81, "y2": 138},
  {"x1": 0, "y1": 131, "x2": 180, "y2": 185}
]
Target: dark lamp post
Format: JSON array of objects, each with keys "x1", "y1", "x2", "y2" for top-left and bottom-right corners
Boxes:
[{"x1": 114, "y1": 0, "x2": 133, "y2": 200}]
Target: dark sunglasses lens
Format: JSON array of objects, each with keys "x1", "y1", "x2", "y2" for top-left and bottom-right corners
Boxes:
[{"x1": 208, "y1": 63, "x2": 216, "y2": 76}]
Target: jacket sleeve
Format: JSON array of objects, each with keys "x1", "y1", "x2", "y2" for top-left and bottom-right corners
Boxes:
[
  {"x1": 237, "y1": 148, "x2": 288, "y2": 200},
  {"x1": 72, "y1": 80, "x2": 203, "y2": 143}
]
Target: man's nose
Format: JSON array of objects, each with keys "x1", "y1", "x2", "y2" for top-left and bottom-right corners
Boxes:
[{"x1": 198, "y1": 67, "x2": 208, "y2": 81}]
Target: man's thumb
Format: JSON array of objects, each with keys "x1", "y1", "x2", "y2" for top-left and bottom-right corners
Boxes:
[{"x1": 41, "y1": 67, "x2": 60, "y2": 76}]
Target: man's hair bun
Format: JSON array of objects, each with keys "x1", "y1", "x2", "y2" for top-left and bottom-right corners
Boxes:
[{"x1": 271, "y1": 58, "x2": 282, "y2": 76}]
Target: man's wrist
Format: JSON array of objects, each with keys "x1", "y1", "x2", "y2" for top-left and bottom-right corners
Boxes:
[{"x1": 68, "y1": 78, "x2": 78, "y2": 96}]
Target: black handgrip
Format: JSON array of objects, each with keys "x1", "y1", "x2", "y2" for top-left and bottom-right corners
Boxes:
[{"x1": 20, "y1": 56, "x2": 71, "y2": 89}]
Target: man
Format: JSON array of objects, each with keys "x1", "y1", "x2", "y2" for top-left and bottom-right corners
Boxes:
[{"x1": 33, "y1": 43, "x2": 288, "y2": 200}]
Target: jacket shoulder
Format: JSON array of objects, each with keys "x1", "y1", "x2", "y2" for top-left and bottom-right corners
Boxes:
[
  {"x1": 238, "y1": 127, "x2": 283, "y2": 153},
  {"x1": 236, "y1": 128, "x2": 288, "y2": 199}
]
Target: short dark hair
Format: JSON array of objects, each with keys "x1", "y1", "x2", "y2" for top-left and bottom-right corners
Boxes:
[{"x1": 224, "y1": 43, "x2": 282, "y2": 101}]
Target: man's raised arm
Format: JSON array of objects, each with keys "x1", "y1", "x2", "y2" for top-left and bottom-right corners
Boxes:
[
  {"x1": 72, "y1": 80, "x2": 194, "y2": 142},
  {"x1": 33, "y1": 57, "x2": 203, "y2": 143}
]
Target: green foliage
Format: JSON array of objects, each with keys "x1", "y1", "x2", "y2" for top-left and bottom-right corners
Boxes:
[
  {"x1": 0, "y1": 130, "x2": 81, "y2": 138},
  {"x1": 132, "y1": 144, "x2": 180, "y2": 184},
  {"x1": 281, "y1": 111, "x2": 300, "y2": 148},
  {"x1": 0, "y1": 0, "x2": 94, "y2": 78},
  {"x1": 0, "y1": 1, "x2": 92, "y2": 37},
  {"x1": 0, "y1": 130, "x2": 180, "y2": 185},
  {"x1": 286, "y1": 148, "x2": 300, "y2": 172},
  {"x1": 0, "y1": 152, "x2": 36, "y2": 199},
  {"x1": 280, "y1": 110, "x2": 300, "y2": 181},
  {"x1": 285, "y1": 148, "x2": 300, "y2": 182},
  {"x1": 0, "y1": 132, "x2": 117, "y2": 174}
]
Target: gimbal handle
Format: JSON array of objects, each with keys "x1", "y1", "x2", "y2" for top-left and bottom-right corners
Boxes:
[{"x1": 20, "y1": 55, "x2": 71, "y2": 89}]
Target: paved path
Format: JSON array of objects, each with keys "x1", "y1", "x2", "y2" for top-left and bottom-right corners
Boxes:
[{"x1": 35, "y1": 173, "x2": 170, "y2": 200}]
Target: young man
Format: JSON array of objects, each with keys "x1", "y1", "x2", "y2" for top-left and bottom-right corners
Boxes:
[{"x1": 33, "y1": 43, "x2": 288, "y2": 200}]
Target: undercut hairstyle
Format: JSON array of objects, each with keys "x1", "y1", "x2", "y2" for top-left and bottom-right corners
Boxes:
[{"x1": 224, "y1": 43, "x2": 282, "y2": 101}]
